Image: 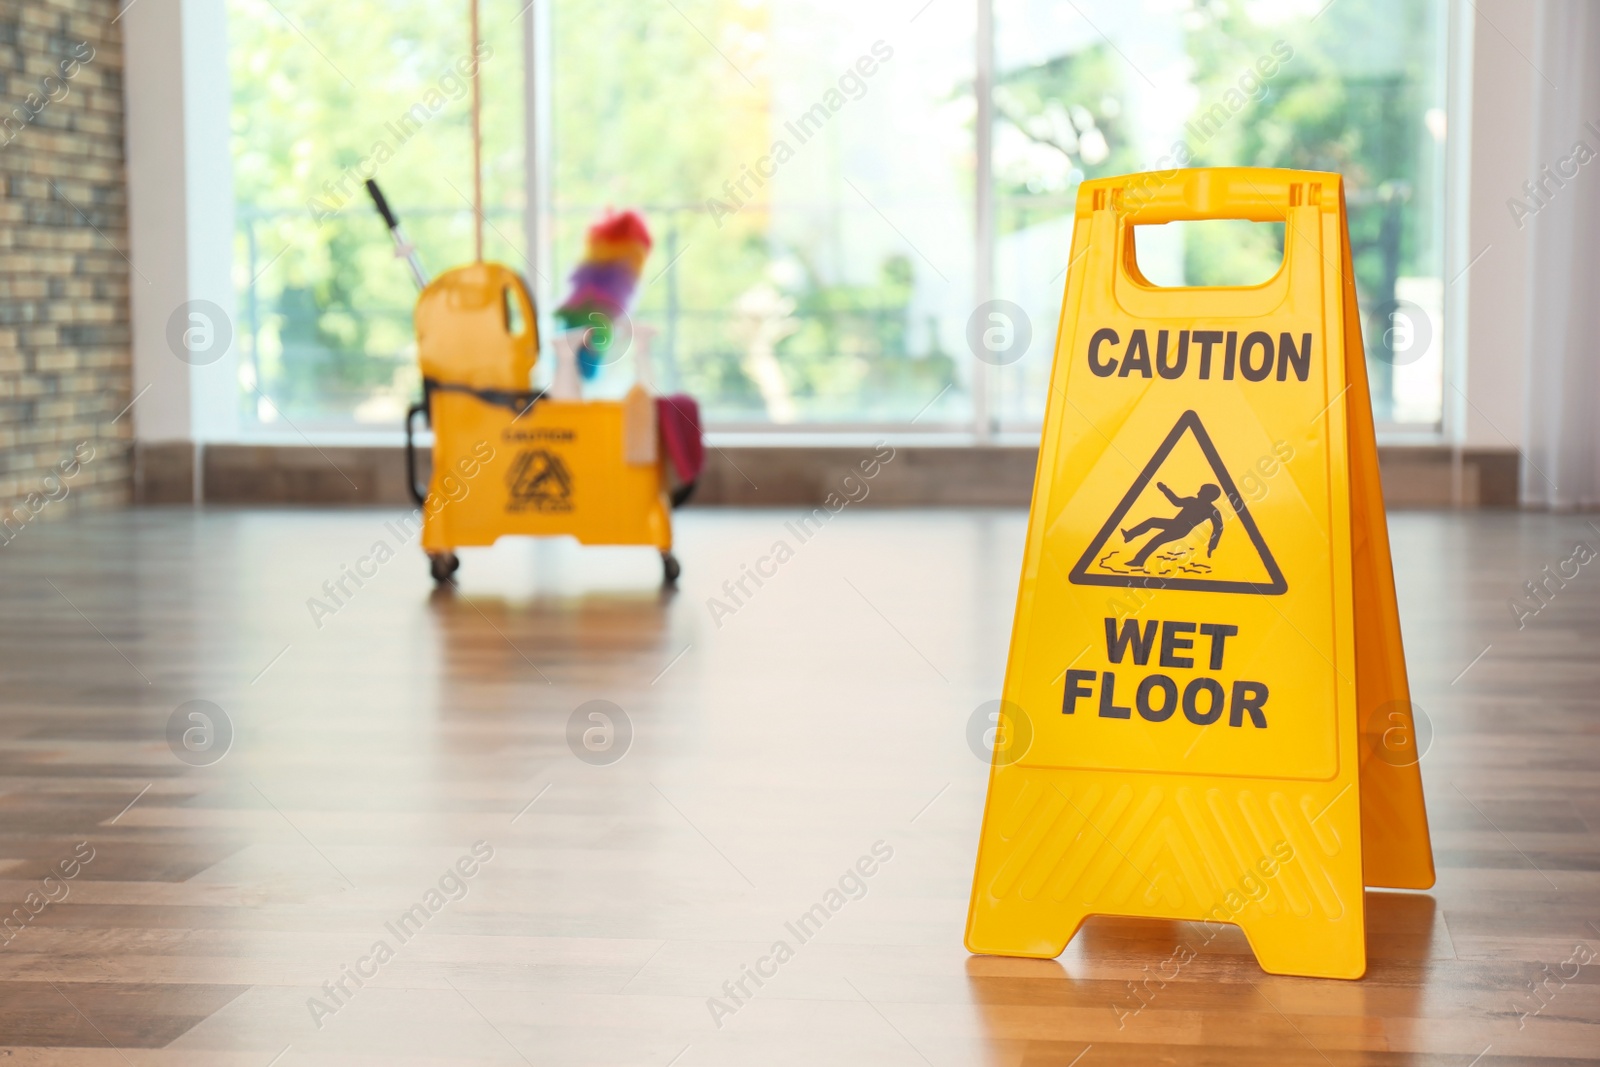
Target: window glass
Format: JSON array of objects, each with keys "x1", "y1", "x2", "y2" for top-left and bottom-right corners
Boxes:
[
  {"x1": 546, "y1": 0, "x2": 975, "y2": 426},
  {"x1": 228, "y1": 0, "x2": 1446, "y2": 435},
  {"x1": 228, "y1": 0, "x2": 524, "y2": 430},
  {"x1": 992, "y1": 0, "x2": 1447, "y2": 432}
]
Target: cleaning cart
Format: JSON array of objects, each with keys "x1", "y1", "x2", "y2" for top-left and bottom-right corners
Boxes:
[{"x1": 366, "y1": 184, "x2": 692, "y2": 587}]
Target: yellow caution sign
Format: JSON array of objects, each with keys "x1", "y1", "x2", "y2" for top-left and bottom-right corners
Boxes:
[{"x1": 965, "y1": 168, "x2": 1432, "y2": 980}]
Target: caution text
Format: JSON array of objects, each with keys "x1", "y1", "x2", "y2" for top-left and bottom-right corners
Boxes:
[{"x1": 1087, "y1": 328, "x2": 1312, "y2": 383}]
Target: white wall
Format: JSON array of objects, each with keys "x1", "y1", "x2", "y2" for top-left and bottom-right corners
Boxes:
[
  {"x1": 1519, "y1": 0, "x2": 1600, "y2": 506},
  {"x1": 123, "y1": 0, "x2": 238, "y2": 466},
  {"x1": 1456, "y1": 0, "x2": 1537, "y2": 451}
]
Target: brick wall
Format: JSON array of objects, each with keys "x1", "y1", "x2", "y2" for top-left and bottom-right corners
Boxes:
[{"x1": 0, "y1": 0, "x2": 130, "y2": 542}]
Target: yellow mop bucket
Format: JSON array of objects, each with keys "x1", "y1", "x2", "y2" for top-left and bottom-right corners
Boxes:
[{"x1": 402, "y1": 262, "x2": 678, "y2": 584}]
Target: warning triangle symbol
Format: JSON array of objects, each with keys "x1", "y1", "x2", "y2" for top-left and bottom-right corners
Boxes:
[{"x1": 1069, "y1": 410, "x2": 1287, "y2": 595}]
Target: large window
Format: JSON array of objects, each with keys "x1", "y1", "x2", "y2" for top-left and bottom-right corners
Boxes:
[{"x1": 228, "y1": 0, "x2": 1449, "y2": 437}]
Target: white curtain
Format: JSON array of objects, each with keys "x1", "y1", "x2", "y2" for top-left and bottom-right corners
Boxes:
[{"x1": 1522, "y1": 0, "x2": 1600, "y2": 508}]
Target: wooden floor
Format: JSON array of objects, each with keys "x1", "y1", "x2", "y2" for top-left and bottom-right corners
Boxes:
[{"x1": 0, "y1": 506, "x2": 1596, "y2": 1065}]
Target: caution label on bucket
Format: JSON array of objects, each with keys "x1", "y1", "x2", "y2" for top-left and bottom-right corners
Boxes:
[{"x1": 507, "y1": 449, "x2": 575, "y2": 513}]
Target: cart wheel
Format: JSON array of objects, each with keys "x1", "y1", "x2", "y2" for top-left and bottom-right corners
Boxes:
[
  {"x1": 661, "y1": 551, "x2": 681, "y2": 585},
  {"x1": 429, "y1": 552, "x2": 460, "y2": 584}
]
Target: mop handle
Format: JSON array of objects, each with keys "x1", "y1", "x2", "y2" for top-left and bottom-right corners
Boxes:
[
  {"x1": 365, "y1": 179, "x2": 429, "y2": 291},
  {"x1": 469, "y1": 0, "x2": 484, "y2": 262}
]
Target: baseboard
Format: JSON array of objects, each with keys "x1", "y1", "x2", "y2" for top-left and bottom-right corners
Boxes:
[
  {"x1": 694, "y1": 444, "x2": 1037, "y2": 506},
  {"x1": 135, "y1": 441, "x2": 1521, "y2": 508},
  {"x1": 202, "y1": 444, "x2": 414, "y2": 505},
  {"x1": 1374, "y1": 447, "x2": 1519, "y2": 508},
  {"x1": 133, "y1": 442, "x2": 196, "y2": 504}
]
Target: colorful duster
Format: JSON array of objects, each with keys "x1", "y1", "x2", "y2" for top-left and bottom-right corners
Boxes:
[{"x1": 555, "y1": 210, "x2": 653, "y2": 379}]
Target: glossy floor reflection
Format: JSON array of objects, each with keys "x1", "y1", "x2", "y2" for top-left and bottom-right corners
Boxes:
[{"x1": 0, "y1": 507, "x2": 1595, "y2": 1065}]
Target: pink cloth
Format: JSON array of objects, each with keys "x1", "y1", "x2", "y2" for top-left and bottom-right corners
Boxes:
[{"x1": 656, "y1": 394, "x2": 704, "y2": 486}]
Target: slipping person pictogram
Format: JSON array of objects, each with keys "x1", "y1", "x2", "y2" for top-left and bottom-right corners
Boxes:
[
  {"x1": 1121, "y1": 482, "x2": 1224, "y2": 568},
  {"x1": 507, "y1": 449, "x2": 575, "y2": 512},
  {"x1": 1069, "y1": 410, "x2": 1287, "y2": 595}
]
